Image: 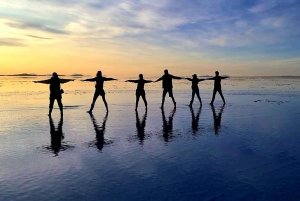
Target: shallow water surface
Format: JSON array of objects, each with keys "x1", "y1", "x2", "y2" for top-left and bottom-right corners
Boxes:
[{"x1": 0, "y1": 76, "x2": 300, "y2": 201}]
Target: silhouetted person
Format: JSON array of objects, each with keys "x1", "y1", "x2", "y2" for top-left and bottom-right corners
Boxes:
[
  {"x1": 34, "y1": 72, "x2": 74, "y2": 116},
  {"x1": 161, "y1": 107, "x2": 176, "y2": 142},
  {"x1": 186, "y1": 74, "x2": 206, "y2": 106},
  {"x1": 49, "y1": 116, "x2": 64, "y2": 156},
  {"x1": 211, "y1": 104, "x2": 225, "y2": 135},
  {"x1": 126, "y1": 74, "x2": 153, "y2": 110},
  {"x1": 135, "y1": 109, "x2": 147, "y2": 145},
  {"x1": 82, "y1": 71, "x2": 117, "y2": 113},
  {"x1": 207, "y1": 71, "x2": 228, "y2": 105},
  {"x1": 155, "y1": 69, "x2": 182, "y2": 108},
  {"x1": 190, "y1": 105, "x2": 202, "y2": 134},
  {"x1": 89, "y1": 112, "x2": 108, "y2": 151}
]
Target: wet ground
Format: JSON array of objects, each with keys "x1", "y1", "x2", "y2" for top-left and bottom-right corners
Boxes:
[{"x1": 0, "y1": 76, "x2": 300, "y2": 201}]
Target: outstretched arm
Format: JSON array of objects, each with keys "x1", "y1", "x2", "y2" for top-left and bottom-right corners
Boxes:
[
  {"x1": 185, "y1": 78, "x2": 193, "y2": 81},
  {"x1": 126, "y1": 79, "x2": 139, "y2": 83},
  {"x1": 198, "y1": 78, "x2": 206, "y2": 82},
  {"x1": 104, "y1": 77, "x2": 117, "y2": 81},
  {"x1": 155, "y1": 76, "x2": 163, "y2": 82},
  {"x1": 171, "y1": 75, "x2": 182, "y2": 80},
  {"x1": 144, "y1": 80, "x2": 153, "y2": 83},
  {"x1": 206, "y1": 77, "x2": 215, "y2": 80},
  {"x1": 221, "y1": 76, "x2": 229, "y2": 79},
  {"x1": 34, "y1": 79, "x2": 51, "y2": 84},
  {"x1": 60, "y1": 79, "x2": 74, "y2": 84},
  {"x1": 82, "y1": 77, "x2": 97, "y2": 82}
]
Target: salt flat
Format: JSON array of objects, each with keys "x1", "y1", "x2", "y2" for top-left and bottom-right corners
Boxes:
[{"x1": 0, "y1": 76, "x2": 300, "y2": 201}]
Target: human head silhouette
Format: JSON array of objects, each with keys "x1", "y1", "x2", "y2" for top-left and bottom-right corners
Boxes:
[
  {"x1": 97, "y1": 71, "x2": 102, "y2": 77},
  {"x1": 193, "y1": 74, "x2": 197, "y2": 78},
  {"x1": 164, "y1": 69, "x2": 169, "y2": 75},
  {"x1": 139, "y1": 74, "x2": 143, "y2": 79},
  {"x1": 215, "y1": 71, "x2": 219, "y2": 76},
  {"x1": 52, "y1": 72, "x2": 58, "y2": 78}
]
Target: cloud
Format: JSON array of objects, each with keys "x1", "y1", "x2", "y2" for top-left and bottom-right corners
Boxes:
[
  {"x1": 1, "y1": 0, "x2": 300, "y2": 59},
  {"x1": 6, "y1": 21, "x2": 68, "y2": 35},
  {"x1": 0, "y1": 38, "x2": 25, "y2": 46},
  {"x1": 26, "y1": 35, "x2": 52, "y2": 40}
]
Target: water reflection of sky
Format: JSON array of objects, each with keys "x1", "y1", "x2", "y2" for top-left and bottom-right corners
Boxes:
[{"x1": 0, "y1": 77, "x2": 300, "y2": 200}]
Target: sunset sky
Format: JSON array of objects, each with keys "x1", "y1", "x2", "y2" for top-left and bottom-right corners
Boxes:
[{"x1": 0, "y1": 0, "x2": 300, "y2": 77}]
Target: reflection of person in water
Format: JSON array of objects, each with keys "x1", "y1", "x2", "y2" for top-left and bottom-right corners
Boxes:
[
  {"x1": 82, "y1": 71, "x2": 117, "y2": 113},
  {"x1": 207, "y1": 71, "x2": 229, "y2": 105},
  {"x1": 49, "y1": 116, "x2": 64, "y2": 156},
  {"x1": 190, "y1": 106, "x2": 202, "y2": 134},
  {"x1": 155, "y1": 69, "x2": 182, "y2": 108},
  {"x1": 161, "y1": 108, "x2": 176, "y2": 142},
  {"x1": 186, "y1": 74, "x2": 206, "y2": 106},
  {"x1": 89, "y1": 112, "x2": 108, "y2": 151},
  {"x1": 126, "y1": 74, "x2": 153, "y2": 110},
  {"x1": 34, "y1": 72, "x2": 74, "y2": 116},
  {"x1": 135, "y1": 110, "x2": 147, "y2": 145},
  {"x1": 211, "y1": 104, "x2": 225, "y2": 135}
]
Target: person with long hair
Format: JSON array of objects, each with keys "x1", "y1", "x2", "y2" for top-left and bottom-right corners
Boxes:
[
  {"x1": 82, "y1": 71, "x2": 117, "y2": 113},
  {"x1": 126, "y1": 74, "x2": 152, "y2": 110}
]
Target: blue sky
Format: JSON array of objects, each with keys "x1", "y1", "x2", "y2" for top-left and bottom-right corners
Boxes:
[{"x1": 0, "y1": 0, "x2": 300, "y2": 76}]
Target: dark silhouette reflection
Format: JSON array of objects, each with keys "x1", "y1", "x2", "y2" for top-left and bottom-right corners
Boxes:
[
  {"x1": 49, "y1": 116, "x2": 64, "y2": 156},
  {"x1": 161, "y1": 108, "x2": 176, "y2": 142},
  {"x1": 47, "y1": 116, "x2": 74, "y2": 156},
  {"x1": 211, "y1": 105, "x2": 225, "y2": 135},
  {"x1": 88, "y1": 112, "x2": 112, "y2": 151},
  {"x1": 190, "y1": 106, "x2": 202, "y2": 134},
  {"x1": 135, "y1": 110, "x2": 148, "y2": 145}
]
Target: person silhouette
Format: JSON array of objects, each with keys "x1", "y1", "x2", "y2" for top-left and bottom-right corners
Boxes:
[
  {"x1": 88, "y1": 112, "x2": 108, "y2": 151},
  {"x1": 161, "y1": 107, "x2": 176, "y2": 142},
  {"x1": 211, "y1": 104, "x2": 225, "y2": 135},
  {"x1": 155, "y1": 69, "x2": 182, "y2": 108},
  {"x1": 186, "y1": 74, "x2": 206, "y2": 106},
  {"x1": 82, "y1": 71, "x2": 117, "y2": 113},
  {"x1": 34, "y1": 72, "x2": 74, "y2": 116},
  {"x1": 135, "y1": 109, "x2": 147, "y2": 145},
  {"x1": 126, "y1": 74, "x2": 153, "y2": 110},
  {"x1": 49, "y1": 116, "x2": 64, "y2": 156},
  {"x1": 190, "y1": 105, "x2": 202, "y2": 134},
  {"x1": 207, "y1": 71, "x2": 228, "y2": 105}
]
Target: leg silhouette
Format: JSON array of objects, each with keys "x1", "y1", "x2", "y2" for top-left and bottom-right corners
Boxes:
[
  {"x1": 141, "y1": 94, "x2": 147, "y2": 109},
  {"x1": 102, "y1": 95, "x2": 108, "y2": 112},
  {"x1": 210, "y1": 89, "x2": 217, "y2": 104},
  {"x1": 57, "y1": 99, "x2": 63, "y2": 116},
  {"x1": 49, "y1": 99, "x2": 55, "y2": 116},
  {"x1": 196, "y1": 91, "x2": 202, "y2": 105},
  {"x1": 161, "y1": 90, "x2": 167, "y2": 108},
  {"x1": 171, "y1": 96, "x2": 176, "y2": 107},
  {"x1": 189, "y1": 91, "x2": 195, "y2": 106},
  {"x1": 135, "y1": 95, "x2": 140, "y2": 110},
  {"x1": 219, "y1": 90, "x2": 226, "y2": 104},
  {"x1": 89, "y1": 93, "x2": 99, "y2": 113}
]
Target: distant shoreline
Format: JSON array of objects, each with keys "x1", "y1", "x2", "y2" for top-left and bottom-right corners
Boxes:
[{"x1": 0, "y1": 74, "x2": 299, "y2": 79}]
